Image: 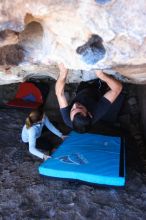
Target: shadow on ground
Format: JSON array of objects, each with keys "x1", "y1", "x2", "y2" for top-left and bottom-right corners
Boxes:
[{"x1": 0, "y1": 84, "x2": 146, "y2": 220}]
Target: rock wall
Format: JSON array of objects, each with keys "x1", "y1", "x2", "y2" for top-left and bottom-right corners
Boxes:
[{"x1": 0, "y1": 0, "x2": 146, "y2": 84}]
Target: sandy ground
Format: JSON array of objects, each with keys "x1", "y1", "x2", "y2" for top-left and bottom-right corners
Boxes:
[{"x1": 0, "y1": 82, "x2": 146, "y2": 220}]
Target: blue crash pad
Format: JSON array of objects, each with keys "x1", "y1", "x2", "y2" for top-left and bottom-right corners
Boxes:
[{"x1": 39, "y1": 132, "x2": 125, "y2": 186}]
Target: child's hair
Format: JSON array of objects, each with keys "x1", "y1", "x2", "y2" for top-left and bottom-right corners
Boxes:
[{"x1": 25, "y1": 108, "x2": 44, "y2": 129}]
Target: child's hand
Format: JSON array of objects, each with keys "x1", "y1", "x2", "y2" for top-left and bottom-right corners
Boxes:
[
  {"x1": 43, "y1": 154, "x2": 52, "y2": 161},
  {"x1": 61, "y1": 135, "x2": 68, "y2": 140}
]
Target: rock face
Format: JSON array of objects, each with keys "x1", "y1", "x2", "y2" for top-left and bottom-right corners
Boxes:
[{"x1": 0, "y1": 0, "x2": 146, "y2": 84}]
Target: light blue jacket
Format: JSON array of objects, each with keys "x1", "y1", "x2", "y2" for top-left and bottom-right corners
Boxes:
[{"x1": 21, "y1": 115, "x2": 63, "y2": 159}]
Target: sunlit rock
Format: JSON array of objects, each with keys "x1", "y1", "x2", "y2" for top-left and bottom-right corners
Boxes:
[{"x1": 0, "y1": 0, "x2": 146, "y2": 84}]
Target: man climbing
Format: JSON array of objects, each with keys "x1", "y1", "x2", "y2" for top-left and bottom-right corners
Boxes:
[{"x1": 55, "y1": 63, "x2": 124, "y2": 133}]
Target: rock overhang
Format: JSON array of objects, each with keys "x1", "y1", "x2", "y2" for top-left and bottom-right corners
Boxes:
[{"x1": 0, "y1": 0, "x2": 146, "y2": 84}]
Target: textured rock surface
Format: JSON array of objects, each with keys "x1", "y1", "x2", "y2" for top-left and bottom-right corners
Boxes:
[
  {"x1": 0, "y1": 83, "x2": 146, "y2": 219},
  {"x1": 0, "y1": 0, "x2": 146, "y2": 84}
]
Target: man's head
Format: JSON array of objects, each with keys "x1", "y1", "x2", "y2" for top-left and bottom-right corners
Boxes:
[{"x1": 70, "y1": 102, "x2": 92, "y2": 133}]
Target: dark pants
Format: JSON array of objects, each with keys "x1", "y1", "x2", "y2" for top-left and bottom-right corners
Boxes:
[
  {"x1": 76, "y1": 79, "x2": 125, "y2": 123},
  {"x1": 36, "y1": 127, "x2": 62, "y2": 152},
  {"x1": 76, "y1": 79, "x2": 108, "y2": 99},
  {"x1": 102, "y1": 92, "x2": 125, "y2": 123}
]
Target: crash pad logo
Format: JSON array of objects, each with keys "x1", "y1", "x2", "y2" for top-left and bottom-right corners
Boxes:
[{"x1": 55, "y1": 153, "x2": 88, "y2": 165}]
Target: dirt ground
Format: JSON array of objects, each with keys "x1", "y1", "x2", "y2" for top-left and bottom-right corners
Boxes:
[{"x1": 0, "y1": 83, "x2": 146, "y2": 220}]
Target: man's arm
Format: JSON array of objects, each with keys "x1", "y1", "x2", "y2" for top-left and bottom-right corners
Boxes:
[
  {"x1": 96, "y1": 70, "x2": 123, "y2": 103},
  {"x1": 55, "y1": 63, "x2": 68, "y2": 108}
]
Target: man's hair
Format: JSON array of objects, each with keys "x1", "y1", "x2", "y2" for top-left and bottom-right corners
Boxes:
[{"x1": 72, "y1": 113, "x2": 92, "y2": 133}]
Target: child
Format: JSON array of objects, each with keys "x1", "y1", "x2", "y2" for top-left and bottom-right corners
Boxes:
[{"x1": 21, "y1": 108, "x2": 64, "y2": 160}]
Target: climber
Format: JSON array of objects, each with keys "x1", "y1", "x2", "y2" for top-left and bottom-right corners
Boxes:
[
  {"x1": 21, "y1": 106, "x2": 65, "y2": 160},
  {"x1": 55, "y1": 63, "x2": 124, "y2": 133}
]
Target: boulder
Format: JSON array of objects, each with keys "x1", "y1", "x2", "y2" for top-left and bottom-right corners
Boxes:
[{"x1": 0, "y1": 0, "x2": 146, "y2": 84}]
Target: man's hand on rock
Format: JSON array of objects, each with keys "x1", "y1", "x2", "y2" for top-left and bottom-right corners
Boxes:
[
  {"x1": 96, "y1": 70, "x2": 104, "y2": 78},
  {"x1": 58, "y1": 63, "x2": 68, "y2": 78}
]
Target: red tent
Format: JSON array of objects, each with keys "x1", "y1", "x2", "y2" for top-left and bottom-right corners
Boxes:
[{"x1": 7, "y1": 82, "x2": 43, "y2": 109}]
